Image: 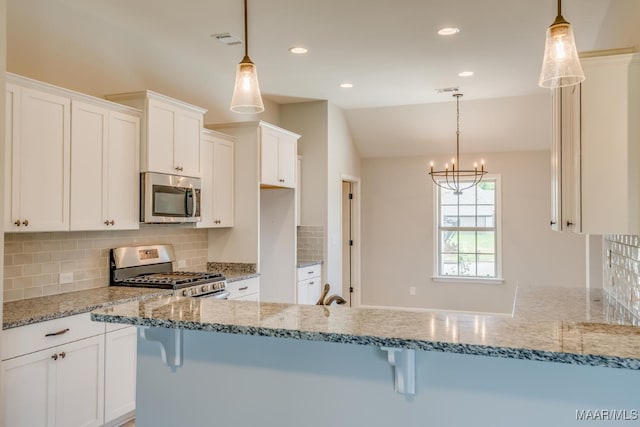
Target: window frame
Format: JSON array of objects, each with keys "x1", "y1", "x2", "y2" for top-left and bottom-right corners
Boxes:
[{"x1": 432, "y1": 173, "x2": 503, "y2": 283}]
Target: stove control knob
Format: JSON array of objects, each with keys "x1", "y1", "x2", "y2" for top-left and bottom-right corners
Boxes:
[
  {"x1": 182, "y1": 290, "x2": 189, "y2": 297},
  {"x1": 201, "y1": 285, "x2": 207, "y2": 292}
]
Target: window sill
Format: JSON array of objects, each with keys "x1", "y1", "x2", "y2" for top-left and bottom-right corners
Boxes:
[{"x1": 431, "y1": 276, "x2": 505, "y2": 285}]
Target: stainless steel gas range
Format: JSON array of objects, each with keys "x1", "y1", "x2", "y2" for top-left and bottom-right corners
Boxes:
[{"x1": 109, "y1": 244, "x2": 229, "y2": 299}]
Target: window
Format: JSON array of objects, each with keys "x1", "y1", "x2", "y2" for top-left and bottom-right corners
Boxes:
[{"x1": 434, "y1": 176, "x2": 501, "y2": 279}]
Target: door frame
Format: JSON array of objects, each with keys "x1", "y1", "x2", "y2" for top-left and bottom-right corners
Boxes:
[{"x1": 341, "y1": 174, "x2": 361, "y2": 307}]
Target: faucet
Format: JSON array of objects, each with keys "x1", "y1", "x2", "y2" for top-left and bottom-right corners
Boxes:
[{"x1": 315, "y1": 283, "x2": 347, "y2": 306}]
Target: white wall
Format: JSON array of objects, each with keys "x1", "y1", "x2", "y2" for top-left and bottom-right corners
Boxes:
[
  {"x1": 594, "y1": 0, "x2": 640, "y2": 51},
  {"x1": 326, "y1": 103, "x2": 361, "y2": 294},
  {"x1": 280, "y1": 101, "x2": 328, "y2": 226},
  {"x1": 281, "y1": 102, "x2": 361, "y2": 297},
  {"x1": 361, "y1": 151, "x2": 586, "y2": 313}
]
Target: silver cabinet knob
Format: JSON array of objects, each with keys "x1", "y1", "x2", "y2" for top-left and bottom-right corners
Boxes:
[
  {"x1": 14, "y1": 219, "x2": 20, "y2": 227},
  {"x1": 22, "y1": 219, "x2": 29, "y2": 226}
]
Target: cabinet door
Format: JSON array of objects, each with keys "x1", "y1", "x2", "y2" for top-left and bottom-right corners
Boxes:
[
  {"x1": 277, "y1": 135, "x2": 296, "y2": 188},
  {"x1": 55, "y1": 335, "x2": 104, "y2": 427},
  {"x1": 104, "y1": 326, "x2": 137, "y2": 424},
  {"x1": 260, "y1": 127, "x2": 280, "y2": 186},
  {"x1": 197, "y1": 132, "x2": 215, "y2": 228},
  {"x1": 2, "y1": 348, "x2": 55, "y2": 427},
  {"x1": 5, "y1": 83, "x2": 19, "y2": 230},
  {"x1": 174, "y1": 111, "x2": 201, "y2": 177},
  {"x1": 297, "y1": 280, "x2": 310, "y2": 305},
  {"x1": 146, "y1": 99, "x2": 175, "y2": 174},
  {"x1": 560, "y1": 85, "x2": 581, "y2": 233},
  {"x1": 213, "y1": 139, "x2": 234, "y2": 227},
  {"x1": 107, "y1": 111, "x2": 140, "y2": 230},
  {"x1": 16, "y1": 88, "x2": 71, "y2": 231},
  {"x1": 70, "y1": 101, "x2": 107, "y2": 230}
]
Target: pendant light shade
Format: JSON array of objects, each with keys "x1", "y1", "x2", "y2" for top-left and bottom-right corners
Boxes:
[
  {"x1": 230, "y1": 0, "x2": 264, "y2": 113},
  {"x1": 538, "y1": 0, "x2": 584, "y2": 88}
]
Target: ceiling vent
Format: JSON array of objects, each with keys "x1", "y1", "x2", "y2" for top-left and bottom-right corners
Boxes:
[
  {"x1": 211, "y1": 33, "x2": 242, "y2": 46},
  {"x1": 436, "y1": 87, "x2": 460, "y2": 94}
]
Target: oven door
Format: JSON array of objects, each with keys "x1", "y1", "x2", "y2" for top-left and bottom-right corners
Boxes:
[{"x1": 141, "y1": 172, "x2": 201, "y2": 223}]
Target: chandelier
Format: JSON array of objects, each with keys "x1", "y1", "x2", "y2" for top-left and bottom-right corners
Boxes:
[{"x1": 428, "y1": 93, "x2": 487, "y2": 195}]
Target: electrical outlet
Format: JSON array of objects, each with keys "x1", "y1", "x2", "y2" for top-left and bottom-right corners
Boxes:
[
  {"x1": 59, "y1": 272, "x2": 73, "y2": 284},
  {"x1": 409, "y1": 286, "x2": 416, "y2": 296},
  {"x1": 177, "y1": 260, "x2": 187, "y2": 269}
]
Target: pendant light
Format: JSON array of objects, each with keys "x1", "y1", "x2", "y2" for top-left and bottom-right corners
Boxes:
[
  {"x1": 429, "y1": 94, "x2": 487, "y2": 195},
  {"x1": 230, "y1": 0, "x2": 264, "y2": 113},
  {"x1": 538, "y1": 0, "x2": 584, "y2": 89}
]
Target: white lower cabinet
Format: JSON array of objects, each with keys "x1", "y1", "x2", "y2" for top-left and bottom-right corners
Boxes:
[
  {"x1": 227, "y1": 277, "x2": 260, "y2": 301},
  {"x1": 104, "y1": 326, "x2": 136, "y2": 425},
  {"x1": 297, "y1": 264, "x2": 322, "y2": 305},
  {"x1": 1, "y1": 314, "x2": 136, "y2": 427},
  {"x1": 3, "y1": 334, "x2": 104, "y2": 427}
]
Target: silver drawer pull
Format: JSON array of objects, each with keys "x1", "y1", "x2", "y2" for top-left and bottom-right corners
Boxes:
[
  {"x1": 308, "y1": 271, "x2": 314, "y2": 274},
  {"x1": 309, "y1": 281, "x2": 315, "y2": 285},
  {"x1": 238, "y1": 286, "x2": 249, "y2": 291},
  {"x1": 45, "y1": 328, "x2": 69, "y2": 337}
]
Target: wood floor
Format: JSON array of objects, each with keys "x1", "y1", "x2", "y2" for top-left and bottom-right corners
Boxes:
[{"x1": 121, "y1": 420, "x2": 135, "y2": 427}]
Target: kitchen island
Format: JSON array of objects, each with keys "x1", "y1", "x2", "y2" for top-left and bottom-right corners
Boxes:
[{"x1": 92, "y1": 287, "x2": 640, "y2": 427}]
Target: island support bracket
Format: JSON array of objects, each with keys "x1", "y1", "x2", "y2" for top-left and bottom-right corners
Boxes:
[
  {"x1": 139, "y1": 327, "x2": 183, "y2": 369},
  {"x1": 381, "y1": 347, "x2": 416, "y2": 395}
]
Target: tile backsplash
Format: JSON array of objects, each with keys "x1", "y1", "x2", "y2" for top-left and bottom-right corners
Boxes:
[
  {"x1": 604, "y1": 235, "x2": 640, "y2": 324},
  {"x1": 3, "y1": 225, "x2": 208, "y2": 302},
  {"x1": 296, "y1": 225, "x2": 325, "y2": 263}
]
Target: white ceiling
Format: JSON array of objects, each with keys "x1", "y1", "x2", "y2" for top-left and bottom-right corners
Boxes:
[{"x1": 7, "y1": 0, "x2": 638, "y2": 157}]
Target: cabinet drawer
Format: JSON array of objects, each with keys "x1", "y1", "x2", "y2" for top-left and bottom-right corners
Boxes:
[
  {"x1": 2, "y1": 313, "x2": 106, "y2": 361},
  {"x1": 297, "y1": 264, "x2": 321, "y2": 280},
  {"x1": 227, "y1": 277, "x2": 260, "y2": 299}
]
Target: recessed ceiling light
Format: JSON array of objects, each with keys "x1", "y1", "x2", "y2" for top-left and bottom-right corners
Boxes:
[
  {"x1": 438, "y1": 27, "x2": 460, "y2": 36},
  {"x1": 340, "y1": 83, "x2": 353, "y2": 88},
  {"x1": 458, "y1": 71, "x2": 474, "y2": 77},
  {"x1": 289, "y1": 46, "x2": 308, "y2": 54}
]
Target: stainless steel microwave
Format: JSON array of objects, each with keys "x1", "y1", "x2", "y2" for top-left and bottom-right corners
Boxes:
[{"x1": 141, "y1": 172, "x2": 201, "y2": 223}]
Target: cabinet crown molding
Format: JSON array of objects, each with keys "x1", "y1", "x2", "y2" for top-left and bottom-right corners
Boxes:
[
  {"x1": 207, "y1": 120, "x2": 301, "y2": 140},
  {"x1": 105, "y1": 90, "x2": 207, "y2": 115}
]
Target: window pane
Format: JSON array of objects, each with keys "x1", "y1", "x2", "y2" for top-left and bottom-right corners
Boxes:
[
  {"x1": 476, "y1": 205, "x2": 495, "y2": 227},
  {"x1": 440, "y1": 188, "x2": 458, "y2": 205},
  {"x1": 441, "y1": 205, "x2": 459, "y2": 227},
  {"x1": 441, "y1": 253, "x2": 458, "y2": 276},
  {"x1": 456, "y1": 185, "x2": 475, "y2": 205},
  {"x1": 458, "y1": 205, "x2": 476, "y2": 227},
  {"x1": 477, "y1": 254, "x2": 496, "y2": 277},
  {"x1": 458, "y1": 253, "x2": 477, "y2": 276},
  {"x1": 477, "y1": 181, "x2": 495, "y2": 202},
  {"x1": 441, "y1": 231, "x2": 458, "y2": 253},
  {"x1": 477, "y1": 231, "x2": 495, "y2": 253},
  {"x1": 458, "y1": 231, "x2": 476, "y2": 253}
]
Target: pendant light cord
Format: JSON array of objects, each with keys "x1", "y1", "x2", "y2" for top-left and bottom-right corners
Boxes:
[
  {"x1": 244, "y1": 0, "x2": 249, "y2": 57},
  {"x1": 455, "y1": 94, "x2": 461, "y2": 190}
]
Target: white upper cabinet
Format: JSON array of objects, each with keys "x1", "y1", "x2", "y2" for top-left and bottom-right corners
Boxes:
[
  {"x1": 106, "y1": 90, "x2": 206, "y2": 177},
  {"x1": 551, "y1": 52, "x2": 640, "y2": 234},
  {"x1": 5, "y1": 80, "x2": 71, "y2": 232},
  {"x1": 260, "y1": 124, "x2": 298, "y2": 188},
  {"x1": 580, "y1": 53, "x2": 640, "y2": 235},
  {"x1": 70, "y1": 101, "x2": 140, "y2": 231},
  {"x1": 198, "y1": 129, "x2": 235, "y2": 228}
]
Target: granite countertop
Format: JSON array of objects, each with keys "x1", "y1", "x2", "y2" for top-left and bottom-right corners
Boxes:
[
  {"x1": 296, "y1": 260, "x2": 323, "y2": 268},
  {"x1": 4, "y1": 287, "x2": 173, "y2": 329},
  {"x1": 206, "y1": 261, "x2": 259, "y2": 283},
  {"x1": 92, "y1": 286, "x2": 640, "y2": 369}
]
